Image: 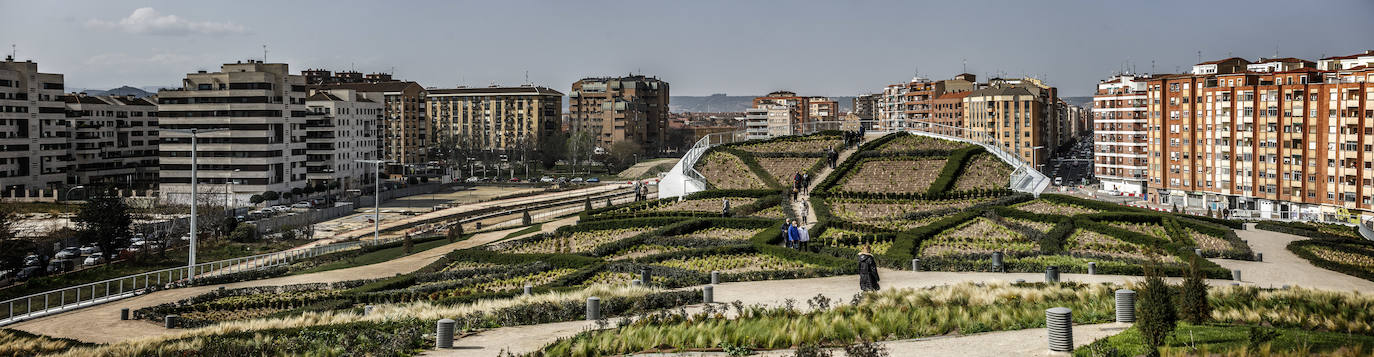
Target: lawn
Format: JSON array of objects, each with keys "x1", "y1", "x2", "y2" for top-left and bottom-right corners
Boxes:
[{"x1": 1076, "y1": 323, "x2": 1374, "y2": 357}]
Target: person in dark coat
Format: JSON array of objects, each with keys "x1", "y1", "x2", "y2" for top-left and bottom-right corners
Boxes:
[
  {"x1": 721, "y1": 198, "x2": 731, "y2": 217},
  {"x1": 858, "y1": 244, "x2": 880, "y2": 291}
]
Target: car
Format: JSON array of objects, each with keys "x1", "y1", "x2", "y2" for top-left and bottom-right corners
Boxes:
[
  {"x1": 1054, "y1": 177, "x2": 1063, "y2": 185},
  {"x1": 587, "y1": 177, "x2": 600, "y2": 183},
  {"x1": 82, "y1": 253, "x2": 104, "y2": 266},
  {"x1": 509, "y1": 177, "x2": 522, "y2": 182},
  {"x1": 54, "y1": 248, "x2": 79, "y2": 260},
  {"x1": 180, "y1": 233, "x2": 192, "y2": 242},
  {"x1": 540, "y1": 176, "x2": 555, "y2": 183},
  {"x1": 291, "y1": 202, "x2": 311, "y2": 209},
  {"x1": 571, "y1": 177, "x2": 585, "y2": 183},
  {"x1": 79, "y1": 245, "x2": 100, "y2": 256},
  {"x1": 47, "y1": 259, "x2": 75, "y2": 274},
  {"x1": 465, "y1": 176, "x2": 481, "y2": 183},
  {"x1": 16, "y1": 266, "x2": 42, "y2": 280},
  {"x1": 270, "y1": 205, "x2": 289, "y2": 212},
  {"x1": 23, "y1": 254, "x2": 41, "y2": 267}
]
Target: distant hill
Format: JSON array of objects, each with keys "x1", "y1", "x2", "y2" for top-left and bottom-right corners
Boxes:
[
  {"x1": 1061, "y1": 96, "x2": 1093, "y2": 108},
  {"x1": 670, "y1": 94, "x2": 855, "y2": 113},
  {"x1": 71, "y1": 85, "x2": 168, "y2": 98}
]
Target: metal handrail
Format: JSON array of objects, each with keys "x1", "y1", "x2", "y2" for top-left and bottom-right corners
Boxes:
[{"x1": 900, "y1": 120, "x2": 1050, "y2": 197}]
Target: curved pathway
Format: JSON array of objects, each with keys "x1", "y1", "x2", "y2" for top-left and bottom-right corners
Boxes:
[
  {"x1": 9, "y1": 217, "x2": 581, "y2": 344},
  {"x1": 1205, "y1": 223, "x2": 1373, "y2": 292}
]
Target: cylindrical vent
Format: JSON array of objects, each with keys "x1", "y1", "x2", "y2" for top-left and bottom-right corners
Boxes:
[
  {"x1": 640, "y1": 267, "x2": 651, "y2": 287},
  {"x1": 710, "y1": 271, "x2": 720, "y2": 285},
  {"x1": 120, "y1": 308, "x2": 129, "y2": 321},
  {"x1": 911, "y1": 258, "x2": 920, "y2": 272},
  {"x1": 436, "y1": 318, "x2": 456, "y2": 349},
  {"x1": 703, "y1": 285, "x2": 714, "y2": 304},
  {"x1": 164, "y1": 315, "x2": 178, "y2": 329},
  {"x1": 364, "y1": 305, "x2": 374, "y2": 316},
  {"x1": 1087, "y1": 262, "x2": 1096, "y2": 275},
  {"x1": 586, "y1": 297, "x2": 601, "y2": 321},
  {"x1": 1046, "y1": 266, "x2": 1060, "y2": 283},
  {"x1": 1046, "y1": 307, "x2": 1073, "y2": 352},
  {"x1": 1232, "y1": 269, "x2": 1242, "y2": 281},
  {"x1": 1114, "y1": 289, "x2": 1136, "y2": 323},
  {"x1": 992, "y1": 252, "x2": 1004, "y2": 272},
  {"x1": 523, "y1": 284, "x2": 533, "y2": 295},
  {"x1": 1255, "y1": 252, "x2": 1262, "y2": 262}
]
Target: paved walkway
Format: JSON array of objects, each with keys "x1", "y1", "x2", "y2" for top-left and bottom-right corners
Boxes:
[
  {"x1": 634, "y1": 322, "x2": 1131, "y2": 357},
  {"x1": 1207, "y1": 223, "x2": 1374, "y2": 292},
  {"x1": 791, "y1": 142, "x2": 858, "y2": 226},
  {"x1": 8, "y1": 217, "x2": 581, "y2": 344}
]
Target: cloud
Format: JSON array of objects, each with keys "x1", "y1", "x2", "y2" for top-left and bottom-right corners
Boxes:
[{"x1": 86, "y1": 7, "x2": 246, "y2": 36}]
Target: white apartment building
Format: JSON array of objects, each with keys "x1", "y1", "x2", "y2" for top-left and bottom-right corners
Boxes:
[
  {"x1": 876, "y1": 81, "x2": 910, "y2": 131},
  {"x1": 304, "y1": 89, "x2": 382, "y2": 192},
  {"x1": 0, "y1": 57, "x2": 68, "y2": 195},
  {"x1": 744, "y1": 106, "x2": 769, "y2": 140},
  {"x1": 157, "y1": 60, "x2": 309, "y2": 205},
  {"x1": 62, "y1": 94, "x2": 159, "y2": 190},
  {"x1": 1092, "y1": 74, "x2": 1150, "y2": 196}
]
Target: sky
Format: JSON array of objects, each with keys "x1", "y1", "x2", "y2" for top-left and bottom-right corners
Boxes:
[{"x1": 2, "y1": 0, "x2": 1372, "y2": 97}]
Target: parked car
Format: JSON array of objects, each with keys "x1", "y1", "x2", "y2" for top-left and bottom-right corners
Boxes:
[
  {"x1": 79, "y1": 244, "x2": 100, "y2": 256},
  {"x1": 465, "y1": 176, "x2": 481, "y2": 183},
  {"x1": 571, "y1": 177, "x2": 585, "y2": 183},
  {"x1": 82, "y1": 253, "x2": 105, "y2": 266},
  {"x1": 23, "y1": 254, "x2": 41, "y2": 267},
  {"x1": 16, "y1": 266, "x2": 42, "y2": 280},
  {"x1": 509, "y1": 177, "x2": 522, "y2": 182},
  {"x1": 54, "y1": 247, "x2": 80, "y2": 260},
  {"x1": 47, "y1": 259, "x2": 76, "y2": 274},
  {"x1": 540, "y1": 176, "x2": 555, "y2": 183},
  {"x1": 291, "y1": 202, "x2": 311, "y2": 209},
  {"x1": 587, "y1": 178, "x2": 600, "y2": 183}
]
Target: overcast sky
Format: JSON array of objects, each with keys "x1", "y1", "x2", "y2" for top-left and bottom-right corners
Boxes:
[{"x1": 2, "y1": 0, "x2": 1371, "y2": 96}]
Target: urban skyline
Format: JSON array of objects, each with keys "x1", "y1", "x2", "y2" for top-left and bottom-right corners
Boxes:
[{"x1": 3, "y1": 0, "x2": 1371, "y2": 97}]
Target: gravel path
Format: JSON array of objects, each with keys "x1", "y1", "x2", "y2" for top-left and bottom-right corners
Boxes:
[
  {"x1": 8, "y1": 217, "x2": 581, "y2": 344},
  {"x1": 1205, "y1": 223, "x2": 1374, "y2": 292}
]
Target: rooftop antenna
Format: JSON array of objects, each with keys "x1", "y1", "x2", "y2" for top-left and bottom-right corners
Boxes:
[
  {"x1": 1151, "y1": 60, "x2": 1156, "y2": 74},
  {"x1": 262, "y1": 44, "x2": 268, "y2": 62},
  {"x1": 9, "y1": 44, "x2": 14, "y2": 59},
  {"x1": 524, "y1": 70, "x2": 529, "y2": 85},
  {"x1": 962, "y1": 58, "x2": 967, "y2": 73},
  {"x1": 1197, "y1": 51, "x2": 1202, "y2": 63}
]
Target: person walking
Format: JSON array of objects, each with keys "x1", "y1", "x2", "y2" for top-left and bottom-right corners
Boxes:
[
  {"x1": 858, "y1": 244, "x2": 880, "y2": 291},
  {"x1": 802, "y1": 172, "x2": 811, "y2": 194},
  {"x1": 721, "y1": 198, "x2": 731, "y2": 217},
  {"x1": 799, "y1": 200, "x2": 810, "y2": 224},
  {"x1": 786, "y1": 221, "x2": 801, "y2": 249},
  {"x1": 779, "y1": 220, "x2": 792, "y2": 247},
  {"x1": 797, "y1": 224, "x2": 810, "y2": 251}
]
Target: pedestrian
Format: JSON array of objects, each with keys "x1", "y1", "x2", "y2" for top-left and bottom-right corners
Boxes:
[
  {"x1": 798, "y1": 224, "x2": 810, "y2": 251},
  {"x1": 858, "y1": 244, "x2": 880, "y2": 291},
  {"x1": 800, "y1": 200, "x2": 809, "y2": 221},
  {"x1": 721, "y1": 198, "x2": 731, "y2": 217},
  {"x1": 802, "y1": 172, "x2": 811, "y2": 193},
  {"x1": 786, "y1": 221, "x2": 801, "y2": 249},
  {"x1": 779, "y1": 220, "x2": 791, "y2": 246}
]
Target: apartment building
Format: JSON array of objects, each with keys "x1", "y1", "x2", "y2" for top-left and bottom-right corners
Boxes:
[
  {"x1": 0, "y1": 57, "x2": 68, "y2": 194},
  {"x1": 852, "y1": 93, "x2": 879, "y2": 121},
  {"x1": 304, "y1": 89, "x2": 383, "y2": 191},
  {"x1": 876, "y1": 73, "x2": 978, "y2": 131},
  {"x1": 1093, "y1": 74, "x2": 1150, "y2": 195},
  {"x1": 314, "y1": 81, "x2": 428, "y2": 174},
  {"x1": 302, "y1": 68, "x2": 395, "y2": 85},
  {"x1": 157, "y1": 60, "x2": 309, "y2": 205},
  {"x1": 744, "y1": 106, "x2": 771, "y2": 140},
  {"x1": 427, "y1": 85, "x2": 562, "y2": 155},
  {"x1": 962, "y1": 77, "x2": 1061, "y2": 169},
  {"x1": 930, "y1": 91, "x2": 971, "y2": 136},
  {"x1": 751, "y1": 91, "x2": 837, "y2": 135},
  {"x1": 568, "y1": 76, "x2": 669, "y2": 153},
  {"x1": 1147, "y1": 52, "x2": 1374, "y2": 222},
  {"x1": 62, "y1": 94, "x2": 159, "y2": 190}
]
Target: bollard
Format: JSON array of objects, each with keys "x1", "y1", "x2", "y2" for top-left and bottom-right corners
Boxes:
[
  {"x1": 1232, "y1": 269, "x2": 1241, "y2": 281},
  {"x1": 640, "y1": 267, "x2": 651, "y2": 287},
  {"x1": 1046, "y1": 266, "x2": 1060, "y2": 283},
  {"x1": 435, "y1": 319, "x2": 456, "y2": 349},
  {"x1": 1194, "y1": 248, "x2": 1203, "y2": 256},
  {"x1": 1014, "y1": 279, "x2": 1025, "y2": 284},
  {"x1": 1255, "y1": 252, "x2": 1262, "y2": 262},
  {"x1": 164, "y1": 315, "x2": 178, "y2": 329},
  {"x1": 586, "y1": 297, "x2": 601, "y2": 321},
  {"x1": 703, "y1": 285, "x2": 714, "y2": 304},
  {"x1": 1114, "y1": 289, "x2": 1136, "y2": 323},
  {"x1": 1046, "y1": 307, "x2": 1073, "y2": 352},
  {"x1": 364, "y1": 305, "x2": 375, "y2": 316},
  {"x1": 911, "y1": 258, "x2": 920, "y2": 272},
  {"x1": 1088, "y1": 262, "x2": 1096, "y2": 275},
  {"x1": 523, "y1": 284, "x2": 533, "y2": 296},
  {"x1": 992, "y1": 252, "x2": 1004, "y2": 272},
  {"x1": 120, "y1": 308, "x2": 130, "y2": 320},
  {"x1": 630, "y1": 279, "x2": 642, "y2": 286},
  {"x1": 710, "y1": 271, "x2": 720, "y2": 285}
]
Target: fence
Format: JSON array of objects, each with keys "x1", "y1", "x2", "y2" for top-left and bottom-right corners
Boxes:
[
  {"x1": 901, "y1": 121, "x2": 1050, "y2": 197},
  {"x1": 248, "y1": 204, "x2": 357, "y2": 234}
]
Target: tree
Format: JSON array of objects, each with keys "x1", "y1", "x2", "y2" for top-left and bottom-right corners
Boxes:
[
  {"x1": 1178, "y1": 256, "x2": 1212, "y2": 324},
  {"x1": 403, "y1": 234, "x2": 413, "y2": 254},
  {"x1": 249, "y1": 194, "x2": 264, "y2": 205},
  {"x1": 228, "y1": 223, "x2": 257, "y2": 243},
  {"x1": 0, "y1": 208, "x2": 33, "y2": 270},
  {"x1": 303, "y1": 185, "x2": 316, "y2": 195},
  {"x1": 565, "y1": 131, "x2": 596, "y2": 173},
  {"x1": 75, "y1": 188, "x2": 132, "y2": 266},
  {"x1": 538, "y1": 132, "x2": 568, "y2": 169},
  {"x1": 607, "y1": 140, "x2": 644, "y2": 172},
  {"x1": 290, "y1": 187, "x2": 304, "y2": 198},
  {"x1": 1137, "y1": 265, "x2": 1177, "y2": 357},
  {"x1": 447, "y1": 224, "x2": 463, "y2": 243},
  {"x1": 522, "y1": 210, "x2": 532, "y2": 225},
  {"x1": 218, "y1": 215, "x2": 239, "y2": 237},
  {"x1": 262, "y1": 191, "x2": 280, "y2": 202}
]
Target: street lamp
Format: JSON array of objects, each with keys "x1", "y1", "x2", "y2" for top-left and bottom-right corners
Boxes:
[
  {"x1": 226, "y1": 168, "x2": 241, "y2": 210},
  {"x1": 64, "y1": 185, "x2": 85, "y2": 202},
  {"x1": 165, "y1": 127, "x2": 227, "y2": 282},
  {"x1": 1031, "y1": 145, "x2": 1046, "y2": 176},
  {"x1": 356, "y1": 159, "x2": 390, "y2": 243}
]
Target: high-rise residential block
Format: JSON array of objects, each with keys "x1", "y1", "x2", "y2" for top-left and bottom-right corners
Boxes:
[
  {"x1": 568, "y1": 76, "x2": 669, "y2": 153},
  {"x1": 427, "y1": 85, "x2": 563, "y2": 154},
  {"x1": 852, "y1": 93, "x2": 879, "y2": 121},
  {"x1": 1092, "y1": 74, "x2": 1150, "y2": 195},
  {"x1": 876, "y1": 74, "x2": 977, "y2": 131},
  {"x1": 304, "y1": 89, "x2": 383, "y2": 192},
  {"x1": 0, "y1": 57, "x2": 68, "y2": 194},
  {"x1": 962, "y1": 77, "x2": 1061, "y2": 169},
  {"x1": 157, "y1": 60, "x2": 308, "y2": 204},
  {"x1": 1146, "y1": 52, "x2": 1374, "y2": 221},
  {"x1": 315, "y1": 81, "x2": 428, "y2": 173},
  {"x1": 62, "y1": 94, "x2": 159, "y2": 190},
  {"x1": 750, "y1": 91, "x2": 837, "y2": 136}
]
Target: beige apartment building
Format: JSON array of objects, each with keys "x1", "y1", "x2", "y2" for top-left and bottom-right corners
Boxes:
[
  {"x1": 877, "y1": 74, "x2": 977, "y2": 131},
  {"x1": 315, "y1": 81, "x2": 428, "y2": 174},
  {"x1": 62, "y1": 94, "x2": 159, "y2": 190},
  {"x1": 1147, "y1": 52, "x2": 1374, "y2": 222},
  {"x1": 750, "y1": 91, "x2": 838, "y2": 136},
  {"x1": 157, "y1": 60, "x2": 309, "y2": 205},
  {"x1": 304, "y1": 89, "x2": 383, "y2": 191},
  {"x1": 0, "y1": 57, "x2": 69, "y2": 195},
  {"x1": 962, "y1": 77, "x2": 1062, "y2": 169},
  {"x1": 427, "y1": 85, "x2": 563, "y2": 155},
  {"x1": 568, "y1": 76, "x2": 669, "y2": 153}
]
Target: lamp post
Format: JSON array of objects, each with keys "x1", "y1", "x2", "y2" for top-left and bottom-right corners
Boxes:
[
  {"x1": 165, "y1": 128, "x2": 227, "y2": 282},
  {"x1": 356, "y1": 159, "x2": 390, "y2": 243},
  {"x1": 226, "y1": 168, "x2": 241, "y2": 210},
  {"x1": 64, "y1": 185, "x2": 85, "y2": 202},
  {"x1": 1031, "y1": 145, "x2": 1046, "y2": 175}
]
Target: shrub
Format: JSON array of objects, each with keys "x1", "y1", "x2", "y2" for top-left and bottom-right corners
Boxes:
[
  {"x1": 1177, "y1": 256, "x2": 1211, "y2": 324},
  {"x1": 249, "y1": 194, "x2": 264, "y2": 204},
  {"x1": 403, "y1": 235, "x2": 413, "y2": 254},
  {"x1": 262, "y1": 191, "x2": 279, "y2": 201},
  {"x1": 794, "y1": 343, "x2": 832, "y2": 357},
  {"x1": 229, "y1": 223, "x2": 257, "y2": 243},
  {"x1": 1136, "y1": 265, "x2": 1176, "y2": 357},
  {"x1": 843, "y1": 341, "x2": 889, "y2": 357},
  {"x1": 448, "y1": 225, "x2": 463, "y2": 243}
]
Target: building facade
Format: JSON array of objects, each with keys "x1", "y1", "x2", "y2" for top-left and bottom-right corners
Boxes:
[
  {"x1": 427, "y1": 85, "x2": 563, "y2": 156},
  {"x1": 962, "y1": 77, "x2": 1061, "y2": 169},
  {"x1": 157, "y1": 60, "x2": 309, "y2": 205},
  {"x1": 744, "y1": 106, "x2": 771, "y2": 140},
  {"x1": 62, "y1": 94, "x2": 159, "y2": 190},
  {"x1": 877, "y1": 74, "x2": 978, "y2": 131},
  {"x1": 0, "y1": 57, "x2": 68, "y2": 194},
  {"x1": 304, "y1": 89, "x2": 383, "y2": 192},
  {"x1": 315, "y1": 81, "x2": 428, "y2": 174},
  {"x1": 751, "y1": 91, "x2": 837, "y2": 136},
  {"x1": 852, "y1": 93, "x2": 879, "y2": 121},
  {"x1": 567, "y1": 76, "x2": 669, "y2": 153},
  {"x1": 1147, "y1": 53, "x2": 1374, "y2": 222},
  {"x1": 1092, "y1": 74, "x2": 1150, "y2": 195}
]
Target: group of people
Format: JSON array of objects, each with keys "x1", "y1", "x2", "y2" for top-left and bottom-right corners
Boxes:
[
  {"x1": 789, "y1": 171, "x2": 811, "y2": 201},
  {"x1": 841, "y1": 128, "x2": 865, "y2": 148},
  {"x1": 782, "y1": 220, "x2": 810, "y2": 250},
  {"x1": 825, "y1": 147, "x2": 839, "y2": 169}
]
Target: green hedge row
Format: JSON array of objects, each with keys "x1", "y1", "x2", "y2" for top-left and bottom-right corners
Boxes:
[
  {"x1": 926, "y1": 146, "x2": 983, "y2": 195},
  {"x1": 1287, "y1": 239, "x2": 1374, "y2": 282},
  {"x1": 1256, "y1": 221, "x2": 1362, "y2": 240}
]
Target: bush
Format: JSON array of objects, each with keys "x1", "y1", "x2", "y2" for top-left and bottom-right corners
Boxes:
[
  {"x1": 262, "y1": 191, "x2": 279, "y2": 201},
  {"x1": 249, "y1": 194, "x2": 264, "y2": 204},
  {"x1": 1136, "y1": 265, "x2": 1176, "y2": 357},
  {"x1": 1177, "y1": 256, "x2": 1211, "y2": 324},
  {"x1": 843, "y1": 341, "x2": 889, "y2": 357},
  {"x1": 229, "y1": 223, "x2": 257, "y2": 243}
]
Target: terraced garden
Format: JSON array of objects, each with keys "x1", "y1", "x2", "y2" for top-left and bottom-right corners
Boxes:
[{"x1": 695, "y1": 151, "x2": 767, "y2": 189}]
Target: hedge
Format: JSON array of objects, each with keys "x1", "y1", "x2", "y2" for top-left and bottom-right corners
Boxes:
[
  {"x1": 1287, "y1": 239, "x2": 1374, "y2": 282},
  {"x1": 926, "y1": 146, "x2": 983, "y2": 195},
  {"x1": 1256, "y1": 221, "x2": 1362, "y2": 240}
]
